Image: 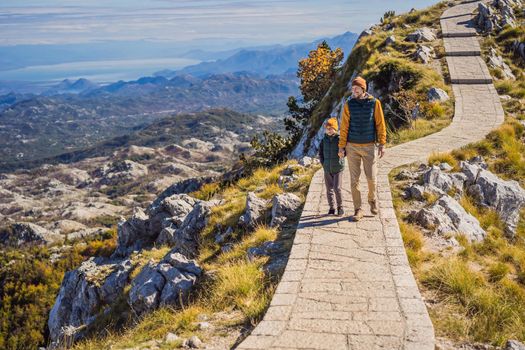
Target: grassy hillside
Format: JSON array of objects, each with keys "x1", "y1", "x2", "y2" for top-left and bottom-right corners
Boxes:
[
  {"x1": 303, "y1": 1, "x2": 453, "y2": 151},
  {"x1": 70, "y1": 161, "x2": 319, "y2": 349}
]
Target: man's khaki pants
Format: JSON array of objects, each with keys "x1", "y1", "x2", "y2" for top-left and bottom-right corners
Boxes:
[{"x1": 345, "y1": 143, "x2": 377, "y2": 211}]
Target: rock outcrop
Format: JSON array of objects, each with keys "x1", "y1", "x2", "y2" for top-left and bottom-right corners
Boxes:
[
  {"x1": 410, "y1": 195, "x2": 486, "y2": 242},
  {"x1": 415, "y1": 45, "x2": 434, "y2": 64},
  {"x1": 48, "y1": 257, "x2": 133, "y2": 347},
  {"x1": 238, "y1": 192, "x2": 268, "y2": 229},
  {"x1": 114, "y1": 207, "x2": 152, "y2": 256},
  {"x1": 128, "y1": 250, "x2": 201, "y2": 315},
  {"x1": 156, "y1": 200, "x2": 218, "y2": 257},
  {"x1": 428, "y1": 87, "x2": 450, "y2": 103},
  {"x1": 422, "y1": 165, "x2": 466, "y2": 194},
  {"x1": 113, "y1": 195, "x2": 217, "y2": 257},
  {"x1": 474, "y1": 0, "x2": 519, "y2": 33},
  {"x1": 270, "y1": 193, "x2": 303, "y2": 228},
  {"x1": 461, "y1": 161, "x2": 525, "y2": 238},
  {"x1": 405, "y1": 27, "x2": 436, "y2": 42},
  {"x1": 93, "y1": 160, "x2": 148, "y2": 186},
  {"x1": 488, "y1": 47, "x2": 515, "y2": 80},
  {"x1": 0, "y1": 222, "x2": 62, "y2": 247}
]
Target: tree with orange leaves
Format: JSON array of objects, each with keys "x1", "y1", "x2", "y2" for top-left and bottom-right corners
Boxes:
[{"x1": 297, "y1": 41, "x2": 343, "y2": 104}]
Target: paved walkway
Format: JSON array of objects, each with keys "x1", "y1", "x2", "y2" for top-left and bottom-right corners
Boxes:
[{"x1": 236, "y1": 2, "x2": 504, "y2": 349}]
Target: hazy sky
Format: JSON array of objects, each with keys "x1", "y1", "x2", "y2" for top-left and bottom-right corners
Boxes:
[{"x1": 1, "y1": 0, "x2": 439, "y2": 47}]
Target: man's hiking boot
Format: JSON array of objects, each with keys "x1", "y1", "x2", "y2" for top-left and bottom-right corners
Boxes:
[
  {"x1": 328, "y1": 208, "x2": 336, "y2": 215},
  {"x1": 353, "y1": 208, "x2": 364, "y2": 221},
  {"x1": 369, "y1": 201, "x2": 378, "y2": 215},
  {"x1": 337, "y1": 206, "x2": 345, "y2": 216}
]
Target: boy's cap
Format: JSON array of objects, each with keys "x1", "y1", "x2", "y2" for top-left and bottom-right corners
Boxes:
[
  {"x1": 325, "y1": 117, "x2": 338, "y2": 131},
  {"x1": 352, "y1": 76, "x2": 367, "y2": 91}
]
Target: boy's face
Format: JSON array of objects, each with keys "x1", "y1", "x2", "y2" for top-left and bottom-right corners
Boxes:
[{"x1": 325, "y1": 126, "x2": 336, "y2": 136}]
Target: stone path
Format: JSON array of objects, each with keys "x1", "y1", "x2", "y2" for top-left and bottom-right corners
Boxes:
[{"x1": 236, "y1": 2, "x2": 504, "y2": 349}]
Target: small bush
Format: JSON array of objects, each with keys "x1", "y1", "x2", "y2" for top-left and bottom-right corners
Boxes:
[
  {"x1": 211, "y1": 261, "x2": 273, "y2": 323},
  {"x1": 487, "y1": 262, "x2": 510, "y2": 283},
  {"x1": 422, "y1": 102, "x2": 446, "y2": 120},
  {"x1": 428, "y1": 151, "x2": 457, "y2": 168}
]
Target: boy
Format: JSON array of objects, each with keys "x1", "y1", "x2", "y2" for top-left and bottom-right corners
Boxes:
[{"x1": 319, "y1": 117, "x2": 345, "y2": 216}]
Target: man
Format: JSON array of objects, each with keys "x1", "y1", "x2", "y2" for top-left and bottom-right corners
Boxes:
[{"x1": 338, "y1": 76, "x2": 386, "y2": 221}]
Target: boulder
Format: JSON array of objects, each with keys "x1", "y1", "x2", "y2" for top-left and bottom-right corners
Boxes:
[
  {"x1": 475, "y1": 3, "x2": 497, "y2": 32},
  {"x1": 155, "y1": 200, "x2": 218, "y2": 256},
  {"x1": 415, "y1": 45, "x2": 434, "y2": 64},
  {"x1": 184, "y1": 336, "x2": 204, "y2": 349},
  {"x1": 506, "y1": 340, "x2": 525, "y2": 350},
  {"x1": 114, "y1": 208, "x2": 151, "y2": 256},
  {"x1": 265, "y1": 255, "x2": 289, "y2": 276},
  {"x1": 404, "y1": 184, "x2": 445, "y2": 201},
  {"x1": 165, "y1": 332, "x2": 180, "y2": 343},
  {"x1": 385, "y1": 35, "x2": 396, "y2": 46},
  {"x1": 410, "y1": 195, "x2": 486, "y2": 242},
  {"x1": 513, "y1": 40, "x2": 525, "y2": 62},
  {"x1": 423, "y1": 166, "x2": 466, "y2": 193},
  {"x1": 215, "y1": 226, "x2": 234, "y2": 244},
  {"x1": 48, "y1": 257, "x2": 132, "y2": 347},
  {"x1": 247, "y1": 241, "x2": 284, "y2": 261},
  {"x1": 440, "y1": 162, "x2": 453, "y2": 171},
  {"x1": 461, "y1": 161, "x2": 525, "y2": 238},
  {"x1": 270, "y1": 193, "x2": 303, "y2": 227},
  {"x1": 128, "y1": 250, "x2": 201, "y2": 315},
  {"x1": 0, "y1": 222, "x2": 62, "y2": 247},
  {"x1": 358, "y1": 29, "x2": 373, "y2": 41},
  {"x1": 238, "y1": 192, "x2": 269, "y2": 229},
  {"x1": 428, "y1": 87, "x2": 450, "y2": 103},
  {"x1": 405, "y1": 27, "x2": 436, "y2": 42},
  {"x1": 395, "y1": 169, "x2": 420, "y2": 181},
  {"x1": 148, "y1": 194, "x2": 198, "y2": 233},
  {"x1": 149, "y1": 176, "x2": 215, "y2": 209},
  {"x1": 298, "y1": 156, "x2": 313, "y2": 167},
  {"x1": 278, "y1": 175, "x2": 299, "y2": 190},
  {"x1": 488, "y1": 48, "x2": 516, "y2": 80}
]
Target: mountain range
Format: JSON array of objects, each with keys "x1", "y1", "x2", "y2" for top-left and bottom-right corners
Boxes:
[
  {"x1": 0, "y1": 72, "x2": 296, "y2": 171},
  {"x1": 155, "y1": 31, "x2": 358, "y2": 78}
]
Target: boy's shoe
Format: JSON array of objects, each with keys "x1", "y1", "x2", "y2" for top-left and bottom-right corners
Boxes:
[
  {"x1": 369, "y1": 201, "x2": 378, "y2": 215},
  {"x1": 337, "y1": 206, "x2": 345, "y2": 216},
  {"x1": 328, "y1": 208, "x2": 336, "y2": 215},
  {"x1": 353, "y1": 208, "x2": 364, "y2": 221}
]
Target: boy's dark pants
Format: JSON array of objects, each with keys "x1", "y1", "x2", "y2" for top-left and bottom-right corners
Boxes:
[{"x1": 324, "y1": 170, "x2": 343, "y2": 209}]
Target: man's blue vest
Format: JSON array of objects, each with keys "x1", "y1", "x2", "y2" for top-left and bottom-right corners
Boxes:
[{"x1": 347, "y1": 96, "x2": 376, "y2": 144}]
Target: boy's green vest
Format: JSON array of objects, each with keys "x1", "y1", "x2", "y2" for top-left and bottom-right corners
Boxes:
[
  {"x1": 347, "y1": 97, "x2": 377, "y2": 144},
  {"x1": 322, "y1": 135, "x2": 345, "y2": 174}
]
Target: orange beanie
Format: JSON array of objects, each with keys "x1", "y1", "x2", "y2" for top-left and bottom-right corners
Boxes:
[
  {"x1": 325, "y1": 117, "x2": 338, "y2": 131},
  {"x1": 352, "y1": 76, "x2": 367, "y2": 91}
]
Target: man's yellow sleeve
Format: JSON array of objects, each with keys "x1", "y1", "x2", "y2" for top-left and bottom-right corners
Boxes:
[
  {"x1": 374, "y1": 99, "x2": 387, "y2": 145},
  {"x1": 338, "y1": 101, "x2": 350, "y2": 149}
]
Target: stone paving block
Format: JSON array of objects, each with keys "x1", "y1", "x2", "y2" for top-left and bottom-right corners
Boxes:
[
  {"x1": 264, "y1": 306, "x2": 293, "y2": 321},
  {"x1": 270, "y1": 293, "x2": 297, "y2": 306},
  {"x1": 251, "y1": 320, "x2": 286, "y2": 336},
  {"x1": 273, "y1": 330, "x2": 348, "y2": 350},
  {"x1": 236, "y1": 335, "x2": 276, "y2": 349}
]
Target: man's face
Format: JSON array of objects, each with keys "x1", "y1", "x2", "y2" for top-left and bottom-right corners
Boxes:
[{"x1": 351, "y1": 85, "x2": 364, "y2": 98}]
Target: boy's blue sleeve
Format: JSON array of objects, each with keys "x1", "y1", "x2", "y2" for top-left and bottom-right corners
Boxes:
[{"x1": 318, "y1": 139, "x2": 324, "y2": 164}]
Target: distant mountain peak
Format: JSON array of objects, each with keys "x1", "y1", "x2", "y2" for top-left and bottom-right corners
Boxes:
[{"x1": 155, "y1": 31, "x2": 359, "y2": 79}]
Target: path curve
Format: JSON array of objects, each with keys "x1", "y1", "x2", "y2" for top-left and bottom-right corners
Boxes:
[{"x1": 237, "y1": 2, "x2": 504, "y2": 349}]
